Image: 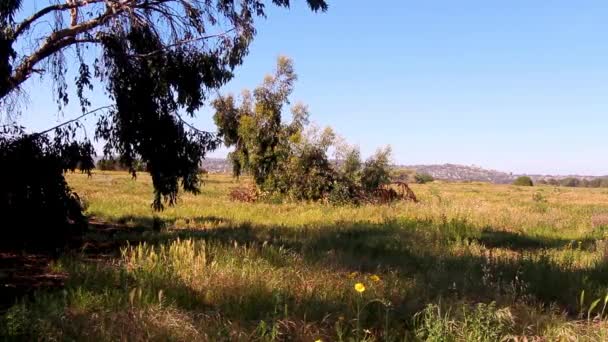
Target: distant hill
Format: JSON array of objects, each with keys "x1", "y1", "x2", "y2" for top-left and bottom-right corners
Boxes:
[
  {"x1": 402, "y1": 164, "x2": 516, "y2": 184},
  {"x1": 200, "y1": 158, "x2": 603, "y2": 184},
  {"x1": 201, "y1": 158, "x2": 233, "y2": 174}
]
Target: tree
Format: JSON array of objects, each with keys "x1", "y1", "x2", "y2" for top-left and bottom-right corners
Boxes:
[
  {"x1": 213, "y1": 56, "x2": 300, "y2": 189},
  {"x1": 1, "y1": 0, "x2": 327, "y2": 208},
  {"x1": 360, "y1": 146, "x2": 393, "y2": 192},
  {"x1": 214, "y1": 58, "x2": 406, "y2": 204},
  {"x1": 214, "y1": 57, "x2": 337, "y2": 199},
  {"x1": 513, "y1": 176, "x2": 534, "y2": 187},
  {"x1": 0, "y1": 0, "x2": 327, "y2": 246}
]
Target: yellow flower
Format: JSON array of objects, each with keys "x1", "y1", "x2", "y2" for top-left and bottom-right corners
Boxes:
[
  {"x1": 348, "y1": 271, "x2": 358, "y2": 279},
  {"x1": 369, "y1": 274, "x2": 381, "y2": 282},
  {"x1": 354, "y1": 282, "x2": 366, "y2": 293},
  {"x1": 315, "y1": 340, "x2": 322, "y2": 342}
]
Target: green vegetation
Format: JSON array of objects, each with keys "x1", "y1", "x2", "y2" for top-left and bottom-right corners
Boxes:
[
  {"x1": 414, "y1": 173, "x2": 435, "y2": 184},
  {"x1": 1, "y1": 0, "x2": 329, "y2": 248},
  {"x1": 3, "y1": 171, "x2": 608, "y2": 340},
  {"x1": 513, "y1": 176, "x2": 534, "y2": 186},
  {"x1": 96, "y1": 157, "x2": 146, "y2": 172},
  {"x1": 213, "y1": 58, "x2": 394, "y2": 203},
  {"x1": 539, "y1": 177, "x2": 608, "y2": 188}
]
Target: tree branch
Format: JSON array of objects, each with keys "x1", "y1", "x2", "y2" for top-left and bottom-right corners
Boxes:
[
  {"x1": 131, "y1": 28, "x2": 236, "y2": 58},
  {"x1": 175, "y1": 113, "x2": 216, "y2": 136},
  {"x1": 5, "y1": 8, "x2": 118, "y2": 98},
  {"x1": 13, "y1": 0, "x2": 106, "y2": 38},
  {"x1": 32, "y1": 105, "x2": 115, "y2": 137}
]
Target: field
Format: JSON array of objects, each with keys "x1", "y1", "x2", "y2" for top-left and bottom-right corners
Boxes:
[{"x1": 3, "y1": 171, "x2": 608, "y2": 340}]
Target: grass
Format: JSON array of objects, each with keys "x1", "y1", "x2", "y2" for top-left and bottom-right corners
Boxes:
[{"x1": 3, "y1": 171, "x2": 608, "y2": 340}]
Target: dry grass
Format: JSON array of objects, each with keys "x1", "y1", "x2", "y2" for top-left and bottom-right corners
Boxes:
[{"x1": 3, "y1": 171, "x2": 608, "y2": 340}]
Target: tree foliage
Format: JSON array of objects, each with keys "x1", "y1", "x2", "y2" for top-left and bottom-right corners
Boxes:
[
  {"x1": 0, "y1": 0, "x2": 327, "y2": 216},
  {"x1": 1, "y1": 0, "x2": 328, "y2": 210},
  {"x1": 360, "y1": 147, "x2": 393, "y2": 192},
  {"x1": 0, "y1": 0, "x2": 327, "y2": 246},
  {"x1": 513, "y1": 176, "x2": 534, "y2": 187},
  {"x1": 414, "y1": 172, "x2": 435, "y2": 184},
  {"x1": 0, "y1": 126, "x2": 92, "y2": 248},
  {"x1": 214, "y1": 57, "x2": 396, "y2": 203}
]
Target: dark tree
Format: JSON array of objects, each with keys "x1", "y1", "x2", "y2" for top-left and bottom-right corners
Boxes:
[{"x1": 0, "y1": 126, "x2": 93, "y2": 248}]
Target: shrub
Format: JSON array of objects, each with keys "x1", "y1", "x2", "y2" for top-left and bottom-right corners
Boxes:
[
  {"x1": 513, "y1": 176, "x2": 533, "y2": 187},
  {"x1": 283, "y1": 145, "x2": 337, "y2": 201},
  {"x1": 341, "y1": 148, "x2": 362, "y2": 182},
  {"x1": 360, "y1": 147, "x2": 392, "y2": 192},
  {"x1": 327, "y1": 178, "x2": 361, "y2": 204},
  {"x1": 560, "y1": 177, "x2": 581, "y2": 187},
  {"x1": 0, "y1": 132, "x2": 91, "y2": 248},
  {"x1": 414, "y1": 172, "x2": 435, "y2": 184},
  {"x1": 229, "y1": 186, "x2": 258, "y2": 203}
]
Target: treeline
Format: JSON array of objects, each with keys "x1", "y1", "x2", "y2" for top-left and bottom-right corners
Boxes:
[
  {"x1": 537, "y1": 177, "x2": 608, "y2": 188},
  {"x1": 96, "y1": 157, "x2": 146, "y2": 172}
]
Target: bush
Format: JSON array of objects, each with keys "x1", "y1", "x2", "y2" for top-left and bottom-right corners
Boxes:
[
  {"x1": 283, "y1": 145, "x2": 337, "y2": 201},
  {"x1": 414, "y1": 173, "x2": 435, "y2": 184},
  {"x1": 327, "y1": 177, "x2": 361, "y2": 205},
  {"x1": 0, "y1": 133, "x2": 91, "y2": 249},
  {"x1": 360, "y1": 147, "x2": 392, "y2": 192},
  {"x1": 513, "y1": 176, "x2": 533, "y2": 187},
  {"x1": 560, "y1": 177, "x2": 581, "y2": 187}
]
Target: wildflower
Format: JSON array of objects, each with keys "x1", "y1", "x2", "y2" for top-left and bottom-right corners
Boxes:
[
  {"x1": 315, "y1": 339, "x2": 322, "y2": 342},
  {"x1": 348, "y1": 271, "x2": 358, "y2": 279},
  {"x1": 369, "y1": 274, "x2": 380, "y2": 282},
  {"x1": 354, "y1": 282, "x2": 366, "y2": 293}
]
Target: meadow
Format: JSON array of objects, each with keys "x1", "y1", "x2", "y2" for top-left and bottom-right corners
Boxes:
[{"x1": 3, "y1": 171, "x2": 608, "y2": 341}]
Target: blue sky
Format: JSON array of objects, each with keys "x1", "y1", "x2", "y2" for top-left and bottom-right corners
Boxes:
[{"x1": 17, "y1": 1, "x2": 608, "y2": 175}]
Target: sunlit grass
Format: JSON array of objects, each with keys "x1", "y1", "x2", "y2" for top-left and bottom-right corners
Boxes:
[{"x1": 2, "y1": 171, "x2": 608, "y2": 340}]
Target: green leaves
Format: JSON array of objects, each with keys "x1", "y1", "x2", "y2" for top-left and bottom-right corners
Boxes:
[{"x1": 213, "y1": 56, "x2": 299, "y2": 187}]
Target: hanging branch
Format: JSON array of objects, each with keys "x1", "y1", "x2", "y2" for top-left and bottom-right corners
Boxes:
[{"x1": 32, "y1": 105, "x2": 115, "y2": 137}]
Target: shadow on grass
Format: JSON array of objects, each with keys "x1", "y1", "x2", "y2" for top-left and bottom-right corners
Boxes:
[
  {"x1": 4, "y1": 213, "x2": 608, "y2": 335},
  {"x1": 477, "y1": 228, "x2": 599, "y2": 251},
  {"x1": 83, "y1": 214, "x2": 608, "y2": 315}
]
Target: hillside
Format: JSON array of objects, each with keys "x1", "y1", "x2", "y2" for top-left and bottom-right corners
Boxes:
[
  {"x1": 404, "y1": 163, "x2": 516, "y2": 183},
  {"x1": 202, "y1": 158, "x2": 602, "y2": 184}
]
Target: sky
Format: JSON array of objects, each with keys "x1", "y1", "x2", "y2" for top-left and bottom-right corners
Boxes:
[{"x1": 15, "y1": 0, "x2": 608, "y2": 175}]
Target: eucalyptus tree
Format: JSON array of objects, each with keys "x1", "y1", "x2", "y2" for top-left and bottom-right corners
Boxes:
[{"x1": 0, "y1": 0, "x2": 327, "y2": 245}]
